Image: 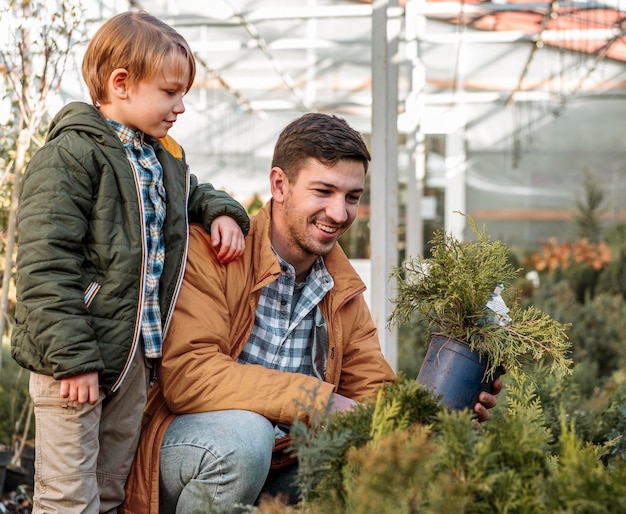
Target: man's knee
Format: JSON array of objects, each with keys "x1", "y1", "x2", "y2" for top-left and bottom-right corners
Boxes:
[
  {"x1": 160, "y1": 410, "x2": 276, "y2": 510},
  {"x1": 208, "y1": 410, "x2": 275, "y2": 478}
]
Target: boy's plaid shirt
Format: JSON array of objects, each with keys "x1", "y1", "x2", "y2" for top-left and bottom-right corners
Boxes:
[
  {"x1": 108, "y1": 120, "x2": 166, "y2": 358},
  {"x1": 238, "y1": 251, "x2": 333, "y2": 376}
]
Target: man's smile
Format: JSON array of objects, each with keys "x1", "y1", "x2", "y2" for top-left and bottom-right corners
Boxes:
[{"x1": 314, "y1": 221, "x2": 339, "y2": 234}]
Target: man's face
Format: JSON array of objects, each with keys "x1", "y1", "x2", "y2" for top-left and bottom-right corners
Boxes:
[{"x1": 271, "y1": 157, "x2": 365, "y2": 272}]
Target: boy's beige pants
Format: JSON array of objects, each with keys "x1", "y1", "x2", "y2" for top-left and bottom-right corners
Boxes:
[{"x1": 28, "y1": 347, "x2": 148, "y2": 514}]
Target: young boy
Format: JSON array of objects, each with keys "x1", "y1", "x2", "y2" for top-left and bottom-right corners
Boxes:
[{"x1": 10, "y1": 10, "x2": 249, "y2": 514}]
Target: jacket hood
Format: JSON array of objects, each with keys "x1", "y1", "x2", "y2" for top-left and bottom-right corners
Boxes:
[{"x1": 47, "y1": 102, "x2": 121, "y2": 149}]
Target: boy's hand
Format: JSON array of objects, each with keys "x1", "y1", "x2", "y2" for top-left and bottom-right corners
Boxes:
[
  {"x1": 60, "y1": 371, "x2": 100, "y2": 404},
  {"x1": 210, "y1": 215, "x2": 246, "y2": 263}
]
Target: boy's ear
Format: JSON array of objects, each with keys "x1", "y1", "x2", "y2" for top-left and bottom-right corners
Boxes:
[
  {"x1": 269, "y1": 167, "x2": 288, "y2": 202},
  {"x1": 108, "y1": 68, "x2": 130, "y2": 100}
]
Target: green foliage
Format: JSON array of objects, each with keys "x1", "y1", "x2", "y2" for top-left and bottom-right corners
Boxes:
[
  {"x1": 523, "y1": 279, "x2": 626, "y2": 394},
  {"x1": 465, "y1": 372, "x2": 553, "y2": 512},
  {"x1": 265, "y1": 372, "x2": 626, "y2": 514},
  {"x1": 588, "y1": 380, "x2": 626, "y2": 463},
  {"x1": 542, "y1": 418, "x2": 626, "y2": 513},
  {"x1": 288, "y1": 374, "x2": 441, "y2": 509},
  {"x1": 0, "y1": 344, "x2": 32, "y2": 446},
  {"x1": 389, "y1": 214, "x2": 572, "y2": 379},
  {"x1": 397, "y1": 313, "x2": 431, "y2": 378},
  {"x1": 289, "y1": 382, "x2": 366, "y2": 505},
  {"x1": 339, "y1": 426, "x2": 433, "y2": 514},
  {"x1": 516, "y1": 272, "x2": 626, "y2": 470},
  {"x1": 389, "y1": 215, "x2": 520, "y2": 335},
  {"x1": 495, "y1": 305, "x2": 571, "y2": 377},
  {"x1": 596, "y1": 247, "x2": 626, "y2": 299},
  {"x1": 574, "y1": 170, "x2": 605, "y2": 242},
  {"x1": 565, "y1": 262, "x2": 602, "y2": 303},
  {"x1": 604, "y1": 223, "x2": 626, "y2": 250},
  {"x1": 245, "y1": 193, "x2": 264, "y2": 216}
]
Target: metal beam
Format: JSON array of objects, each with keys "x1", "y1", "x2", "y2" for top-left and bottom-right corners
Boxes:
[
  {"x1": 370, "y1": 1, "x2": 399, "y2": 370},
  {"x1": 414, "y1": 1, "x2": 625, "y2": 15},
  {"x1": 222, "y1": 0, "x2": 311, "y2": 111},
  {"x1": 416, "y1": 28, "x2": 626, "y2": 44},
  {"x1": 404, "y1": 0, "x2": 426, "y2": 259}
]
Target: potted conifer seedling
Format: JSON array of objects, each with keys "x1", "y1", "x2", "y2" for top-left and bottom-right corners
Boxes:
[{"x1": 388, "y1": 214, "x2": 572, "y2": 410}]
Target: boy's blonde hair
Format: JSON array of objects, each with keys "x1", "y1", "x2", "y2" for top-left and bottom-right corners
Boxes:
[{"x1": 82, "y1": 10, "x2": 196, "y2": 106}]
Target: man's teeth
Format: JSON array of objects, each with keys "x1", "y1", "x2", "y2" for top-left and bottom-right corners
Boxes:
[{"x1": 315, "y1": 223, "x2": 338, "y2": 234}]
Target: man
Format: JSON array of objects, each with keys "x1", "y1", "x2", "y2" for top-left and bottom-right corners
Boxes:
[{"x1": 121, "y1": 113, "x2": 500, "y2": 513}]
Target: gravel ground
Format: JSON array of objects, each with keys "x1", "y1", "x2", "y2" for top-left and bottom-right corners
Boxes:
[
  {"x1": 1, "y1": 490, "x2": 33, "y2": 514},
  {"x1": 1, "y1": 467, "x2": 33, "y2": 514}
]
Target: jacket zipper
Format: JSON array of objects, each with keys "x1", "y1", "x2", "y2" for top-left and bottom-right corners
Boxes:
[
  {"x1": 326, "y1": 285, "x2": 366, "y2": 384},
  {"x1": 109, "y1": 159, "x2": 147, "y2": 393}
]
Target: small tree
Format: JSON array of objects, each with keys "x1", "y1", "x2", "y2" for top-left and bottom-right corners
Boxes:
[
  {"x1": 0, "y1": 0, "x2": 85, "y2": 371},
  {"x1": 574, "y1": 170, "x2": 605, "y2": 242}
]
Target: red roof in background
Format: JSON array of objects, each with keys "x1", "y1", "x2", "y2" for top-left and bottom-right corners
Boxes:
[{"x1": 426, "y1": 0, "x2": 626, "y2": 62}]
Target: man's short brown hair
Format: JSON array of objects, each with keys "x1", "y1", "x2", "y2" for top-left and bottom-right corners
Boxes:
[{"x1": 272, "y1": 113, "x2": 371, "y2": 182}]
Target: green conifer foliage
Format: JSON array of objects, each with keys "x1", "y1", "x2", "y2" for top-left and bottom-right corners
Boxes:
[
  {"x1": 388, "y1": 214, "x2": 573, "y2": 380},
  {"x1": 262, "y1": 373, "x2": 626, "y2": 514}
]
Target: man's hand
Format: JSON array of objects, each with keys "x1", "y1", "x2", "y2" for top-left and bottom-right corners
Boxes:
[
  {"x1": 59, "y1": 371, "x2": 100, "y2": 404},
  {"x1": 473, "y1": 376, "x2": 503, "y2": 423},
  {"x1": 210, "y1": 215, "x2": 246, "y2": 263},
  {"x1": 329, "y1": 392, "x2": 358, "y2": 413}
]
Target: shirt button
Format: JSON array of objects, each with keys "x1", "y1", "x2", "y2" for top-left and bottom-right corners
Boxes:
[{"x1": 281, "y1": 299, "x2": 287, "y2": 306}]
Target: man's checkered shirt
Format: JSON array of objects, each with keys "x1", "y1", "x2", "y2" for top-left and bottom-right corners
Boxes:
[{"x1": 238, "y1": 251, "x2": 333, "y2": 376}]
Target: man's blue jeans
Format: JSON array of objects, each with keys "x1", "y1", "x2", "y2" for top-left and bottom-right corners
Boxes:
[{"x1": 159, "y1": 409, "x2": 292, "y2": 513}]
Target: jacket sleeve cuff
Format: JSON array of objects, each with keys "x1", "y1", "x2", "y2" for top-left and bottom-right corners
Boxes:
[{"x1": 203, "y1": 203, "x2": 250, "y2": 236}]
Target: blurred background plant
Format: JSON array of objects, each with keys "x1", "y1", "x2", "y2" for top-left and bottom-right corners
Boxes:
[{"x1": 0, "y1": 1, "x2": 86, "y2": 470}]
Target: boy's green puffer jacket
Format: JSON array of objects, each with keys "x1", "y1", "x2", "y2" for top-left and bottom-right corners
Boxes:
[{"x1": 11, "y1": 102, "x2": 249, "y2": 392}]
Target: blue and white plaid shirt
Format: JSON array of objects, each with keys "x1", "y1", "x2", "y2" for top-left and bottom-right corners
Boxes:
[
  {"x1": 108, "y1": 120, "x2": 166, "y2": 358},
  {"x1": 238, "y1": 251, "x2": 333, "y2": 376}
]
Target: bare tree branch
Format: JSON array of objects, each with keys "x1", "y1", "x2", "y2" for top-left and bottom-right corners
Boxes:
[{"x1": 0, "y1": 0, "x2": 86, "y2": 373}]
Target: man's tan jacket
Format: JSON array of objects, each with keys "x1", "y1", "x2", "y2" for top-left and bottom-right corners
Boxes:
[{"x1": 120, "y1": 201, "x2": 395, "y2": 513}]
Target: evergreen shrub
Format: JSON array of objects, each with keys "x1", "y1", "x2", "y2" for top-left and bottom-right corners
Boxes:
[{"x1": 255, "y1": 373, "x2": 626, "y2": 513}]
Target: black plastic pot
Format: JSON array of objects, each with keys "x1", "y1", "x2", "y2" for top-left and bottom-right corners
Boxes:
[
  {"x1": 20, "y1": 444, "x2": 35, "y2": 485},
  {"x1": 4, "y1": 465, "x2": 33, "y2": 492},
  {"x1": 416, "y1": 334, "x2": 495, "y2": 410},
  {"x1": 0, "y1": 447, "x2": 13, "y2": 494}
]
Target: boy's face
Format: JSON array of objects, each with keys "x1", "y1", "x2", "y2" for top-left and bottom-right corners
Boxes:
[{"x1": 117, "y1": 56, "x2": 190, "y2": 138}]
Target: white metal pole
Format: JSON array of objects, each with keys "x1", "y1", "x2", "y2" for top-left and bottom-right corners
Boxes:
[
  {"x1": 371, "y1": 0, "x2": 399, "y2": 369},
  {"x1": 404, "y1": 0, "x2": 426, "y2": 259}
]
